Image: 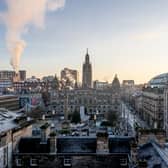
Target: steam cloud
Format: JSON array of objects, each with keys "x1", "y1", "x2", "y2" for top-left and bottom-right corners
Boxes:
[{"x1": 0, "y1": 0, "x2": 65, "y2": 73}]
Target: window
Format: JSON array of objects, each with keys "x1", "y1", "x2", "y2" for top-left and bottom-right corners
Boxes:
[
  {"x1": 3, "y1": 146, "x2": 8, "y2": 167},
  {"x1": 120, "y1": 158, "x2": 127, "y2": 166},
  {"x1": 16, "y1": 159, "x2": 22, "y2": 167},
  {"x1": 64, "y1": 158, "x2": 72, "y2": 167},
  {"x1": 30, "y1": 159, "x2": 38, "y2": 166}
]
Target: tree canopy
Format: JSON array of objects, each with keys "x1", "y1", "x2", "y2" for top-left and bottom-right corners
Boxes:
[
  {"x1": 71, "y1": 110, "x2": 81, "y2": 124},
  {"x1": 106, "y1": 110, "x2": 119, "y2": 127}
]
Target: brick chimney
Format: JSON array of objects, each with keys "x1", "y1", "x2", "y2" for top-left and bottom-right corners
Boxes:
[
  {"x1": 13, "y1": 72, "x2": 20, "y2": 82},
  {"x1": 96, "y1": 130, "x2": 109, "y2": 153},
  {"x1": 49, "y1": 132, "x2": 57, "y2": 153},
  {"x1": 131, "y1": 142, "x2": 138, "y2": 164},
  {"x1": 40, "y1": 123, "x2": 50, "y2": 144}
]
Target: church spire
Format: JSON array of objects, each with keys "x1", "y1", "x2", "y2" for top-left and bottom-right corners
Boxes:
[
  {"x1": 85, "y1": 48, "x2": 89, "y2": 63},
  {"x1": 82, "y1": 49, "x2": 92, "y2": 88}
]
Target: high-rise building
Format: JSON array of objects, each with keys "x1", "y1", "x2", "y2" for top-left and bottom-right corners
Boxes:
[
  {"x1": 82, "y1": 49, "x2": 92, "y2": 88},
  {"x1": 19, "y1": 70, "x2": 26, "y2": 81},
  {"x1": 0, "y1": 70, "x2": 15, "y2": 80},
  {"x1": 0, "y1": 70, "x2": 26, "y2": 81},
  {"x1": 0, "y1": 95, "x2": 20, "y2": 110},
  {"x1": 61, "y1": 68, "x2": 79, "y2": 84},
  {"x1": 93, "y1": 80, "x2": 109, "y2": 90}
]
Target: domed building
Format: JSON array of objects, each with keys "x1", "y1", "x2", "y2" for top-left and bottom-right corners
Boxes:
[
  {"x1": 112, "y1": 74, "x2": 120, "y2": 92},
  {"x1": 148, "y1": 73, "x2": 168, "y2": 88},
  {"x1": 111, "y1": 74, "x2": 121, "y2": 112}
]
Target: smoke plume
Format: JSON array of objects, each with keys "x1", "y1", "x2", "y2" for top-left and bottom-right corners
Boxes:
[{"x1": 0, "y1": 0, "x2": 65, "y2": 73}]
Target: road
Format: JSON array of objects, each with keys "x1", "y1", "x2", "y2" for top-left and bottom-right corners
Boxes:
[{"x1": 121, "y1": 102, "x2": 149, "y2": 135}]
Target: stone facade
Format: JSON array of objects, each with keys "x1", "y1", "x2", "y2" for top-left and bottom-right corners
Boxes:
[
  {"x1": 133, "y1": 94, "x2": 143, "y2": 116},
  {"x1": 51, "y1": 87, "x2": 121, "y2": 119},
  {"x1": 12, "y1": 124, "x2": 32, "y2": 151},
  {"x1": 61, "y1": 68, "x2": 79, "y2": 85},
  {"x1": 138, "y1": 129, "x2": 166, "y2": 146},
  {"x1": 0, "y1": 131, "x2": 12, "y2": 168},
  {"x1": 142, "y1": 87, "x2": 164, "y2": 129},
  {"x1": 96, "y1": 135, "x2": 109, "y2": 153},
  {"x1": 13, "y1": 135, "x2": 132, "y2": 168},
  {"x1": 164, "y1": 87, "x2": 168, "y2": 136},
  {"x1": 0, "y1": 121, "x2": 33, "y2": 168}
]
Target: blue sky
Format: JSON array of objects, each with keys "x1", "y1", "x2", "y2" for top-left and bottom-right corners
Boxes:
[{"x1": 0, "y1": 0, "x2": 168, "y2": 83}]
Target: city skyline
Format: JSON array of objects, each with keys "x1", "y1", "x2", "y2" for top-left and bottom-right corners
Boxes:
[{"x1": 0, "y1": 0, "x2": 168, "y2": 83}]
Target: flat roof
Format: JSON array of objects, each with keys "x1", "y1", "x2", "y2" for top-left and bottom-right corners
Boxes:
[{"x1": 0, "y1": 111, "x2": 21, "y2": 133}]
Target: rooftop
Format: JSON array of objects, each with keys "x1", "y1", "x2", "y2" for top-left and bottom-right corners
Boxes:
[
  {"x1": 109, "y1": 136, "x2": 134, "y2": 154},
  {"x1": 0, "y1": 110, "x2": 21, "y2": 133},
  {"x1": 57, "y1": 137, "x2": 97, "y2": 154},
  {"x1": 138, "y1": 142, "x2": 168, "y2": 168},
  {"x1": 0, "y1": 94, "x2": 18, "y2": 99},
  {"x1": 18, "y1": 137, "x2": 50, "y2": 153},
  {"x1": 148, "y1": 73, "x2": 168, "y2": 88}
]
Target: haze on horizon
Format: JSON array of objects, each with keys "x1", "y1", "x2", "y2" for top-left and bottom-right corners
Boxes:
[{"x1": 0, "y1": 0, "x2": 168, "y2": 84}]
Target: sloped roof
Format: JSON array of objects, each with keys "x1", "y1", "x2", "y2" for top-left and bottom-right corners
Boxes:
[
  {"x1": 109, "y1": 136, "x2": 133, "y2": 154},
  {"x1": 18, "y1": 137, "x2": 50, "y2": 153},
  {"x1": 138, "y1": 142, "x2": 168, "y2": 168},
  {"x1": 57, "y1": 137, "x2": 97, "y2": 154}
]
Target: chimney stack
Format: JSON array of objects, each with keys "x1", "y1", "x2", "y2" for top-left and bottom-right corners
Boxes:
[
  {"x1": 49, "y1": 132, "x2": 57, "y2": 153},
  {"x1": 40, "y1": 123, "x2": 50, "y2": 144},
  {"x1": 131, "y1": 142, "x2": 138, "y2": 164},
  {"x1": 13, "y1": 72, "x2": 20, "y2": 82}
]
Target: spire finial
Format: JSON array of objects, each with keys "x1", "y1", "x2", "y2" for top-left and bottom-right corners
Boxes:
[{"x1": 86, "y1": 48, "x2": 88, "y2": 55}]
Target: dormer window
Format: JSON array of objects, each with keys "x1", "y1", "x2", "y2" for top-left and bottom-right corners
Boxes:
[
  {"x1": 120, "y1": 158, "x2": 127, "y2": 166},
  {"x1": 30, "y1": 159, "x2": 38, "y2": 166},
  {"x1": 16, "y1": 159, "x2": 22, "y2": 167}
]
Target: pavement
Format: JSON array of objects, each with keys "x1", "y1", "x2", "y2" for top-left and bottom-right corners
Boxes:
[
  {"x1": 121, "y1": 102, "x2": 149, "y2": 137},
  {"x1": 122, "y1": 102, "x2": 149, "y2": 129}
]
